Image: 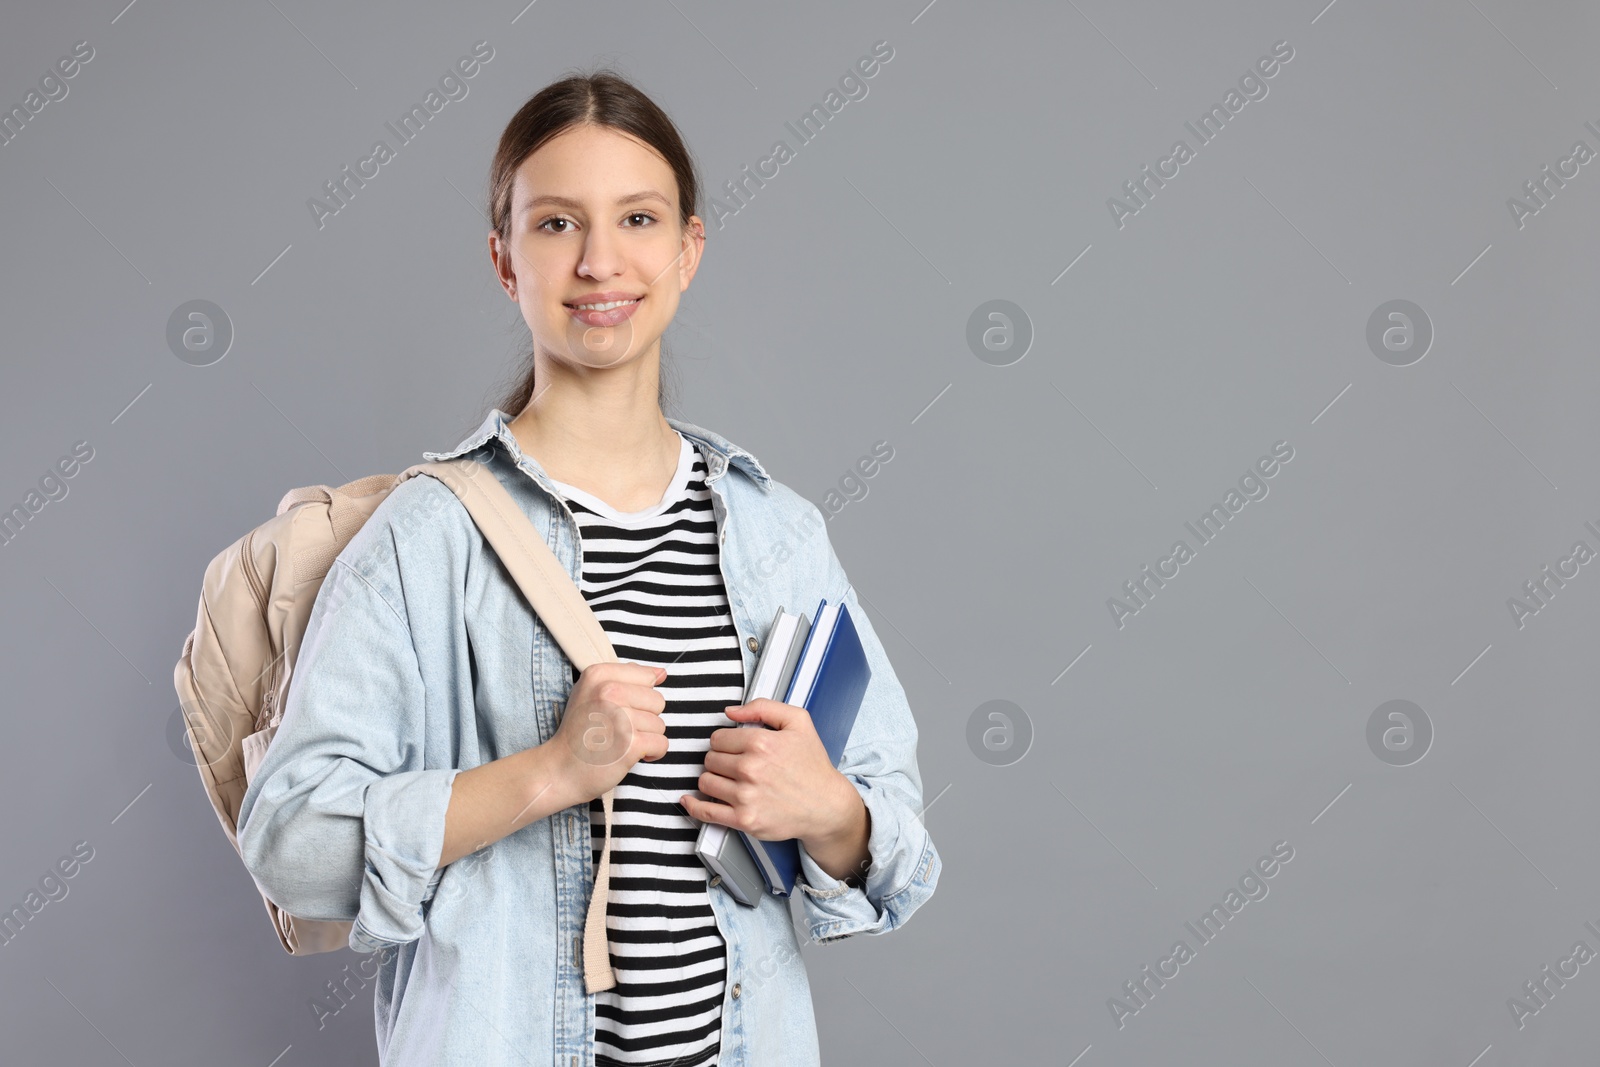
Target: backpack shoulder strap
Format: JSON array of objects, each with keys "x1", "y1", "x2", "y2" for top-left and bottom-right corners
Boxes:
[{"x1": 395, "y1": 456, "x2": 621, "y2": 995}]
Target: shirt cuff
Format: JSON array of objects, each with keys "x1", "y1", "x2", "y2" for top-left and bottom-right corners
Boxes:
[
  {"x1": 796, "y1": 775, "x2": 940, "y2": 943},
  {"x1": 348, "y1": 767, "x2": 461, "y2": 954}
]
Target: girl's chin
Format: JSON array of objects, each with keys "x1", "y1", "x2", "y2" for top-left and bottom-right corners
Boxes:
[{"x1": 534, "y1": 328, "x2": 653, "y2": 369}]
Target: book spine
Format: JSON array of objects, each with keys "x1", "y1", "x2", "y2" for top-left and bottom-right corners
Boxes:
[{"x1": 743, "y1": 832, "x2": 786, "y2": 893}]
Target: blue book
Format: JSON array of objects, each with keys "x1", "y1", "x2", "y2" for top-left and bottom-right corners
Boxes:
[{"x1": 738, "y1": 596, "x2": 872, "y2": 897}]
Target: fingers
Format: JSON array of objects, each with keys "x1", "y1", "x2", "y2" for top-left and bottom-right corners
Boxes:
[
  {"x1": 630, "y1": 708, "x2": 669, "y2": 762},
  {"x1": 636, "y1": 732, "x2": 670, "y2": 762},
  {"x1": 588, "y1": 659, "x2": 668, "y2": 686},
  {"x1": 680, "y1": 793, "x2": 739, "y2": 828},
  {"x1": 570, "y1": 661, "x2": 672, "y2": 769},
  {"x1": 585, "y1": 660, "x2": 668, "y2": 695},
  {"x1": 588, "y1": 671, "x2": 667, "y2": 717}
]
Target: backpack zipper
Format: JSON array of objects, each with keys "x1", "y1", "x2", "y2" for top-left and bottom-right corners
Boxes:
[
  {"x1": 239, "y1": 527, "x2": 278, "y2": 730},
  {"x1": 241, "y1": 528, "x2": 268, "y2": 612}
]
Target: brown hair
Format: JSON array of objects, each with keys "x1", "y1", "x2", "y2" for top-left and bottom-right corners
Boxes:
[{"x1": 486, "y1": 69, "x2": 702, "y2": 417}]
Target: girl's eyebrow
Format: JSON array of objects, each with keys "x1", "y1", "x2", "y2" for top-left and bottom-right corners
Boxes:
[{"x1": 522, "y1": 190, "x2": 670, "y2": 214}]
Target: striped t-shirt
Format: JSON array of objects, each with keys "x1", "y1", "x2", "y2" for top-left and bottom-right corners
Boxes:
[{"x1": 548, "y1": 432, "x2": 740, "y2": 1067}]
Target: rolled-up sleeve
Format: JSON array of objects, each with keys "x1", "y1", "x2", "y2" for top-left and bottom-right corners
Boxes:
[
  {"x1": 795, "y1": 524, "x2": 941, "y2": 942},
  {"x1": 236, "y1": 545, "x2": 461, "y2": 955}
]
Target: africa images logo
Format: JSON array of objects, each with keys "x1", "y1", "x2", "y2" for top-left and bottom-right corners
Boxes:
[
  {"x1": 1106, "y1": 39, "x2": 1295, "y2": 229},
  {"x1": 1107, "y1": 441, "x2": 1294, "y2": 629}
]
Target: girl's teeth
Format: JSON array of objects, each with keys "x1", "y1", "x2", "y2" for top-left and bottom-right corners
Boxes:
[{"x1": 573, "y1": 299, "x2": 638, "y2": 311}]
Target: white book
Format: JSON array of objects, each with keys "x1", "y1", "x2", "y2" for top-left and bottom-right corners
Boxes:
[
  {"x1": 693, "y1": 606, "x2": 809, "y2": 904},
  {"x1": 783, "y1": 599, "x2": 839, "y2": 709}
]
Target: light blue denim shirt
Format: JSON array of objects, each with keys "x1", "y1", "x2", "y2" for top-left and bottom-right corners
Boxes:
[{"x1": 236, "y1": 408, "x2": 941, "y2": 1066}]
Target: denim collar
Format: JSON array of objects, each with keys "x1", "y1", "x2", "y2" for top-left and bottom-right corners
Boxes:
[{"x1": 423, "y1": 408, "x2": 774, "y2": 492}]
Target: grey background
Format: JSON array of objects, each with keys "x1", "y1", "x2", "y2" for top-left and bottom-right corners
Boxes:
[{"x1": 1, "y1": 0, "x2": 1596, "y2": 1063}]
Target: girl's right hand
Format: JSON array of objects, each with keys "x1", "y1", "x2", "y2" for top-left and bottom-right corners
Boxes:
[{"x1": 547, "y1": 660, "x2": 669, "y2": 803}]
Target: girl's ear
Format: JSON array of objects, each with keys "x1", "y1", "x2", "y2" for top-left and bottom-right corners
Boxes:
[{"x1": 678, "y1": 216, "x2": 706, "y2": 290}]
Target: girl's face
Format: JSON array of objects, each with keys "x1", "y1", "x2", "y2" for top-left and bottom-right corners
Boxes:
[{"x1": 493, "y1": 123, "x2": 704, "y2": 376}]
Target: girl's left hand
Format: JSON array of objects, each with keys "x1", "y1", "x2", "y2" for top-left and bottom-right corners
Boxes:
[{"x1": 679, "y1": 698, "x2": 857, "y2": 844}]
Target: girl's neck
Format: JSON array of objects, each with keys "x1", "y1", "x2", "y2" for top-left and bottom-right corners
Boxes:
[{"x1": 507, "y1": 366, "x2": 679, "y2": 512}]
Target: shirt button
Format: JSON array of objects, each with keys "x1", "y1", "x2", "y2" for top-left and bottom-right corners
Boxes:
[
  {"x1": 731, "y1": 983, "x2": 742, "y2": 999},
  {"x1": 746, "y1": 636, "x2": 759, "y2": 653},
  {"x1": 709, "y1": 874, "x2": 722, "y2": 888}
]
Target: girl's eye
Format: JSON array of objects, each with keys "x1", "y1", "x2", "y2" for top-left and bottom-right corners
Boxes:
[{"x1": 537, "y1": 213, "x2": 655, "y2": 234}]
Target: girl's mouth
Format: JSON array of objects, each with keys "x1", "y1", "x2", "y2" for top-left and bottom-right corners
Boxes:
[{"x1": 563, "y1": 296, "x2": 642, "y2": 327}]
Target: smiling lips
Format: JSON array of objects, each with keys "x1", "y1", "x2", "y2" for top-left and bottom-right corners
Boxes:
[{"x1": 564, "y1": 293, "x2": 643, "y2": 327}]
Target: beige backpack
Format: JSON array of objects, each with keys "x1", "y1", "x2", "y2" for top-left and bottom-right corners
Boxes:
[{"x1": 173, "y1": 457, "x2": 624, "y2": 993}]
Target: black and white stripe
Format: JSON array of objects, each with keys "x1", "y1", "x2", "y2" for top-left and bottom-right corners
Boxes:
[{"x1": 550, "y1": 434, "x2": 738, "y2": 1067}]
